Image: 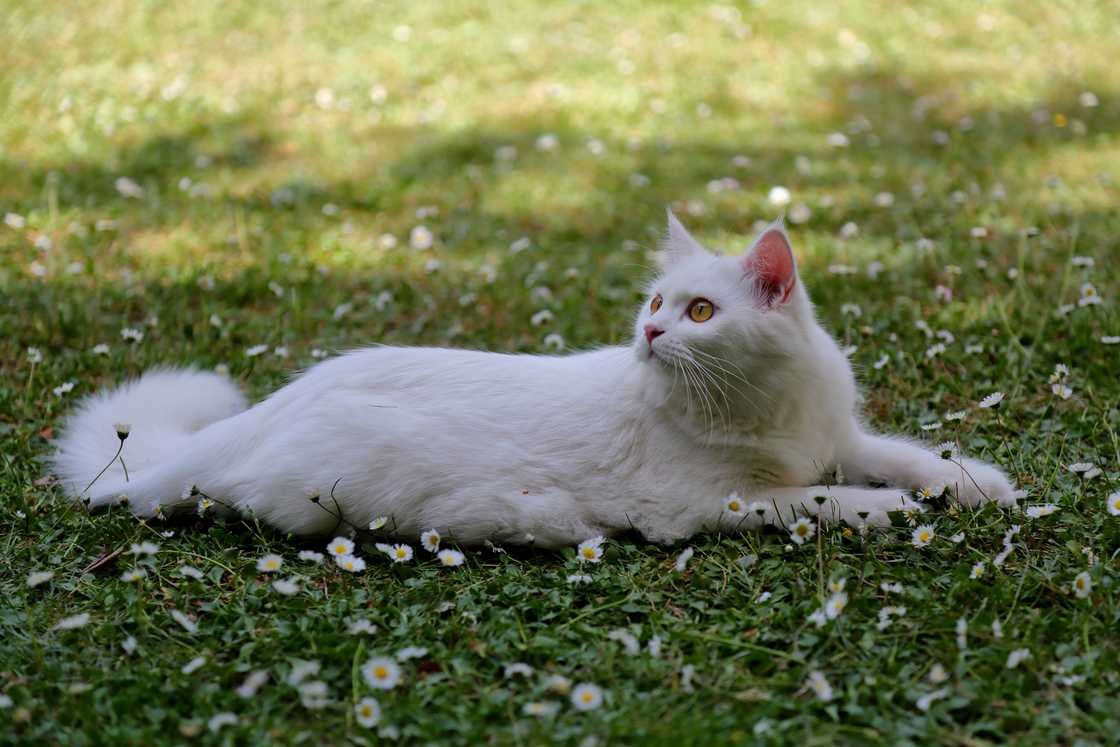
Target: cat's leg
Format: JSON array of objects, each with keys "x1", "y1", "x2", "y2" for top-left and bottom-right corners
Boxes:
[
  {"x1": 725, "y1": 485, "x2": 925, "y2": 530},
  {"x1": 836, "y1": 431, "x2": 1017, "y2": 507}
]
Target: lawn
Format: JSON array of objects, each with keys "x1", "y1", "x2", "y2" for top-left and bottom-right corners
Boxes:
[{"x1": 2, "y1": 0, "x2": 1119, "y2": 744}]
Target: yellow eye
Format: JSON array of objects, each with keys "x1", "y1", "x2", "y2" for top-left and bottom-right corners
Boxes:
[
  {"x1": 650, "y1": 294, "x2": 663, "y2": 313},
  {"x1": 688, "y1": 299, "x2": 714, "y2": 322}
]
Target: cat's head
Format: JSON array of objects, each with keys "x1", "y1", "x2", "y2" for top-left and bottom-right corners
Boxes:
[{"x1": 633, "y1": 211, "x2": 816, "y2": 386}]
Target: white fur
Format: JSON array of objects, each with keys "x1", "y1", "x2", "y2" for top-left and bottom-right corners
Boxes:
[{"x1": 54, "y1": 215, "x2": 1016, "y2": 547}]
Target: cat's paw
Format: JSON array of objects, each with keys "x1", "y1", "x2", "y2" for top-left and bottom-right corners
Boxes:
[
  {"x1": 920, "y1": 458, "x2": 1018, "y2": 508},
  {"x1": 802, "y1": 487, "x2": 926, "y2": 529}
]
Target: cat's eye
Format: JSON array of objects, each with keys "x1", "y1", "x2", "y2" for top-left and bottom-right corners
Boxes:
[
  {"x1": 650, "y1": 294, "x2": 663, "y2": 313},
  {"x1": 687, "y1": 298, "x2": 714, "y2": 322}
]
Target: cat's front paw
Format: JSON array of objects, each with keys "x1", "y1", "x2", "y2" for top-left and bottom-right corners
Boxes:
[{"x1": 921, "y1": 458, "x2": 1018, "y2": 508}]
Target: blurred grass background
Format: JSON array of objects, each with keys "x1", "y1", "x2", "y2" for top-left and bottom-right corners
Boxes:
[{"x1": 2, "y1": 1, "x2": 1119, "y2": 744}]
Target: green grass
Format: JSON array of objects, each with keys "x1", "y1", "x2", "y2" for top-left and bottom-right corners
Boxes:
[{"x1": 2, "y1": 0, "x2": 1119, "y2": 744}]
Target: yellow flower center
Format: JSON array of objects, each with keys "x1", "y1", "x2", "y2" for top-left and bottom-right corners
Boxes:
[
  {"x1": 374, "y1": 666, "x2": 387, "y2": 679},
  {"x1": 796, "y1": 525, "x2": 808, "y2": 536},
  {"x1": 581, "y1": 692, "x2": 593, "y2": 703},
  {"x1": 334, "y1": 544, "x2": 346, "y2": 554},
  {"x1": 919, "y1": 532, "x2": 930, "y2": 542},
  {"x1": 582, "y1": 547, "x2": 595, "y2": 557},
  {"x1": 729, "y1": 501, "x2": 741, "y2": 511}
]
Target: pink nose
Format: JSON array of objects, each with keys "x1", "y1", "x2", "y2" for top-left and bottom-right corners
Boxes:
[{"x1": 644, "y1": 324, "x2": 664, "y2": 345}]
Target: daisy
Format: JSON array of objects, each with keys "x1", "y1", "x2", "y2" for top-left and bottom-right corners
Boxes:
[
  {"x1": 129, "y1": 541, "x2": 160, "y2": 556},
  {"x1": 437, "y1": 549, "x2": 465, "y2": 567},
  {"x1": 1052, "y1": 383, "x2": 1072, "y2": 399},
  {"x1": 235, "y1": 671, "x2": 269, "y2": 699},
  {"x1": 348, "y1": 618, "x2": 377, "y2": 635},
  {"x1": 256, "y1": 554, "x2": 283, "y2": 573},
  {"x1": 876, "y1": 606, "x2": 907, "y2": 631},
  {"x1": 170, "y1": 610, "x2": 198, "y2": 634},
  {"x1": 1025, "y1": 504, "x2": 1059, "y2": 519},
  {"x1": 26, "y1": 570, "x2": 54, "y2": 588},
  {"x1": 577, "y1": 536, "x2": 605, "y2": 563},
  {"x1": 522, "y1": 701, "x2": 560, "y2": 717},
  {"x1": 566, "y1": 573, "x2": 592, "y2": 584},
  {"x1": 681, "y1": 664, "x2": 697, "y2": 693},
  {"x1": 52, "y1": 613, "x2": 90, "y2": 631},
  {"x1": 955, "y1": 617, "x2": 968, "y2": 649},
  {"x1": 178, "y1": 565, "x2": 204, "y2": 580},
  {"x1": 335, "y1": 554, "x2": 366, "y2": 573},
  {"x1": 362, "y1": 657, "x2": 402, "y2": 690},
  {"x1": 121, "y1": 636, "x2": 138, "y2": 655},
  {"x1": 182, "y1": 656, "x2": 207, "y2": 674},
  {"x1": 944, "y1": 410, "x2": 967, "y2": 421},
  {"x1": 297, "y1": 550, "x2": 324, "y2": 563},
  {"x1": 272, "y1": 579, "x2": 299, "y2": 595},
  {"x1": 298, "y1": 681, "x2": 329, "y2": 709},
  {"x1": 571, "y1": 683, "x2": 604, "y2": 711},
  {"x1": 992, "y1": 619, "x2": 1004, "y2": 639},
  {"x1": 1006, "y1": 648, "x2": 1031, "y2": 670},
  {"x1": 747, "y1": 501, "x2": 768, "y2": 518},
  {"x1": 207, "y1": 713, "x2": 237, "y2": 733},
  {"x1": 674, "y1": 547, "x2": 694, "y2": 572},
  {"x1": 120, "y1": 568, "x2": 147, "y2": 582},
  {"x1": 196, "y1": 497, "x2": 214, "y2": 516},
  {"x1": 648, "y1": 635, "x2": 663, "y2": 657},
  {"x1": 916, "y1": 688, "x2": 950, "y2": 712},
  {"x1": 607, "y1": 629, "x2": 641, "y2": 656},
  {"x1": 388, "y1": 544, "x2": 413, "y2": 563},
  {"x1": 1108, "y1": 492, "x2": 1120, "y2": 516},
  {"x1": 949, "y1": 532, "x2": 965, "y2": 543},
  {"x1": 808, "y1": 609, "x2": 828, "y2": 628},
  {"x1": 806, "y1": 671, "x2": 833, "y2": 702},
  {"x1": 504, "y1": 662, "x2": 533, "y2": 678},
  {"x1": 369, "y1": 516, "x2": 389, "y2": 530},
  {"x1": 545, "y1": 674, "x2": 572, "y2": 694},
  {"x1": 928, "y1": 663, "x2": 949, "y2": 684},
  {"x1": 978, "y1": 391, "x2": 1004, "y2": 409},
  {"x1": 396, "y1": 646, "x2": 427, "y2": 662},
  {"x1": 1072, "y1": 571, "x2": 1092, "y2": 599},
  {"x1": 880, "y1": 581, "x2": 904, "y2": 594},
  {"x1": 724, "y1": 492, "x2": 745, "y2": 516},
  {"x1": 911, "y1": 525, "x2": 935, "y2": 548},
  {"x1": 326, "y1": 536, "x2": 354, "y2": 557},
  {"x1": 825, "y1": 592, "x2": 848, "y2": 619},
  {"x1": 788, "y1": 517, "x2": 815, "y2": 545},
  {"x1": 287, "y1": 660, "x2": 320, "y2": 686},
  {"x1": 354, "y1": 697, "x2": 381, "y2": 728},
  {"x1": 970, "y1": 562, "x2": 985, "y2": 579},
  {"x1": 420, "y1": 529, "x2": 441, "y2": 553}
]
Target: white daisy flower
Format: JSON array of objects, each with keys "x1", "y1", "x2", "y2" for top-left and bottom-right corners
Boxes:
[
  {"x1": 916, "y1": 688, "x2": 950, "y2": 712},
  {"x1": 807, "y1": 671, "x2": 832, "y2": 702},
  {"x1": 348, "y1": 618, "x2": 377, "y2": 635},
  {"x1": 570, "y1": 682, "x2": 604, "y2": 711},
  {"x1": 326, "y1": 537, "x2": 354, "y2": 557},
  {"x1": 1072, "y1": 571, "x2": 1092, "y2": 599},
  {"x1": 129, "y1": 541, "x2": 160, "y2": 556},
  {"x1": 256, "y1": 554, "x2": 283, "y2": 573},
  {"x1": 297, "y1": 550, "x2": 324, "y2": 563},
  {"x1": 607, "y1": 629, "x2": 641, "y2": 656},
  {"x1": 566, "y1": 573, "x2": 592, "y2": 584},
  {"x1": 576, "y1": 536, "x2": 605, "y2": 563},
  {"x1": 788, "y1": 517, "x2": 815, "y2": 545},
  {"x1": 272, "y1": 579, "x2": 299, "y2": 596},
  {"x1": 970, "y1": 562, "x2": 985, "y2": 579},
  {"x1": 911, "y1": 525, "x2": 935, "y2": 548},
  {"x1": 674, "y1": 547, "x2": 694, "y2": 572},
  {"x1": 354, "y1": 697, "x2": 381, "y2": 728},
  {"x1": 182, "y1": 656, "x2": 207, "y2": 674},
  {"x1": 808, "y1": 609, "x2": 828, "y2": 628},
  {"x1": 362, "y1": 657, "x2": 401, "y2": 690},
  {"x1": 420, "y1": 529, "x2": 441, "y2": 553},
  {"x1": 521, "y1": 701, "x2": 560, "y2": 717},
  {"x1": 388, "y1": 544, "x2": 413, "y2": 563},
  {"x1": 26, "y1": 570, "x2": 54, "y2": 588},
  {"x1": 335, "y1": 554, "x2": 366, "y2": 573},
  {"x1": 437, "y1": 549, "x2": 465, "y2": 567},
  {"x1": 992, "y1": 619, "x2": 1004, "y2": 639},
  {"x1": 955, "y1": 617, "x2": 968, "y2": 649},
  {"x1": 235, "y1": 671, "x2": 269, "y2": 699},
  {"x1": 876, "y1": 605, "x2": 907, "y2": 631},
  {"x1": 52, "y1": 613, "x2": 91, "y2": 631},
  {"x1": 121, "y1": 636, "x2": 138, "y2": 655},
  {"x1": 825, "y1": 592, "x2": 848, "y2": 619},
  {"x1": 286, "y1": 660, "x2": 320, "y2": 686},
  {"x1": 1006, "y1": 648, "x2": 1031, "y2": 670},
  {"x1": 544, "y1": 674, "x2": 571, "y2": 694},
  {"x1": 948, "y1": 532, "x2": 965, "y2": 543},
  {"x1": 880, "y1": 581, "x2": 904, "y2": 594},
  {"x1": 724, "y1": 492, "x2": 745, "y2": 516},
  {"x1": 298, "y1": 680, "x2": 329, "y2": 709},
  {"x1": 928, "y1": 663, "x2": 949, "y2": 684},
  {"x1": 1107, "y1": 492, "x2": 1120, "y2": 516},
  {"x1": 178, "y1": 565, "x2": 204, "y2": 580},
  {"x1": 1024, "y1": 504, "x2": 1059, "y2": 519},
  {"x1": 369, "y1": 516, "x2": 389, "y2": 530},
  {"x1": 207, "y1": 712, "x2": 237, "y2": 733},
  {"x1": 396, "y1": 646, "x2": 427, "y2": 662},
  {"x1": 504, "y1": 662, "x2": 533, "y2": 678},
  {"x1": 120, "y1": 568, "x2": 147, "y2": 583},
  {"x1": 978, "y1": 391, "x2": 1004, "y2": 409},
  {"x1": 747, "y1": 501, "x2": 768, "y2": 518},
  {"x1": 170, "y1": 609, "x2": 198, "y2": 633}
]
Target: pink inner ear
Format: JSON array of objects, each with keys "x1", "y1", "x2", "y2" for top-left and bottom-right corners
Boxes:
[{"x1": 744, "y1": 230, "x2": 796, "y2": 306}]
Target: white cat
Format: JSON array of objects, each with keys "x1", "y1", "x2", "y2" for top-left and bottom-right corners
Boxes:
[{"x1": 54, "y1": 212, "x2": 1016, "y2": 547}]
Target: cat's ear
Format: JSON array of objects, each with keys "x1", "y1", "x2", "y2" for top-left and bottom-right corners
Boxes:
[
  {"x1": 657, "y1": 208, "x2": 705, "y2": 269},
  {"x1": 743, "y1": 217, "x2": 798, "y2": 307}
]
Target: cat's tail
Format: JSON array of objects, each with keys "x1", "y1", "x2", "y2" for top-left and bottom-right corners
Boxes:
[{"x1": 52, "y1": 368, "x2": 248, "y2": 502}]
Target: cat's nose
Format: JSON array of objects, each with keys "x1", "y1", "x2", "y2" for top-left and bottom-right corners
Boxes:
[{"x1": 644, "y1": 324, "x2": 664, "y2": 345}]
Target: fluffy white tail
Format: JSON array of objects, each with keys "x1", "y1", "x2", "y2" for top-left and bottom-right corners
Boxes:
[{"x1": 52, "y1": 369, "x2": 248, "y2": 500}]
